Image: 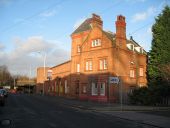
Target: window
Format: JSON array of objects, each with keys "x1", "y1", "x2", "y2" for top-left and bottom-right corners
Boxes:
[
  {"x1": 130, "y1": 44, "x2": 134, "y2": 51},
  {"x1": 130, "y1": 69, "x2": 135, "y2": 78},
  {"x1": 85, "y1": 60, "x2": 92, "y2": 71},
  {"x1": 91, "y1": 39, "x2": 101, "y2": 47},
  {"x1": 77, "y1": 45, "x2": 81, "y2": 53},
  {"x1": 77, "y1": 64, "x2": 80, "y2": 73},
  {"x1": 100, "y1": 83, "x2": 105, "y2": 96},
  {"x1": 52, "y1": 85, "x2": 54, "y2": 92},
  {"x1": 99, "y1": 59, "x2": 108, "y2": 70},
  {"x1": 127, "y1": 44, "x2": 134, "y2": 51},
  {"x1": 140, "y1": 48, "x2": 143, "y2": 53},
  {"x1": 86, "y1": 61, "x2": 89, "y2": 71},
  {"x1": 99, "y1": 60, "x2": 103, "y2": 70},
  {"x1": 103, "y1": 59, "x2": 107, "y2": 69},
  {"x1": 89, "y1": 61, "x2": 92, "y2": 70},
  {"x1": 91, "y1": 82, "x2": 98, "y2": 95},
  {"x1": 83, "y1": 86, "x2": 87, "y2": 93},
  {"x1": 139, "y1": 67, "x2": 144, "y2": 76}
]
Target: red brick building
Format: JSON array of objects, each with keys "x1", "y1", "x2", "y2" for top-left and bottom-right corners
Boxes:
[{"x1": 36, "y1": 14, "x2": 147, "y2": 103}]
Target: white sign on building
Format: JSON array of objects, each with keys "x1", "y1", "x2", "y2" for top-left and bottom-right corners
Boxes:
[{"x1": 109, "y1": 77, "x2": 119, "y2": 84}]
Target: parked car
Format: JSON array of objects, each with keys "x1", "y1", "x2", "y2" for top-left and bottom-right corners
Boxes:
[
  {"x1": 9, "y1": 89, "x2": 16, "y2": 94},
  {"x1": 0, "y1": 90, "x2": 5, "y2": 106},
  {"x1": 0, "y1": 89, "x2": 8, "y2": 98}
]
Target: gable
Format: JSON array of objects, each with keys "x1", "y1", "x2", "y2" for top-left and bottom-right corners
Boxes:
[
  {"x1": 80, "y1": 26, "x2": 115, "y2": 52},
  {"x1": 72, "y1": 18, "x2": 91, "y2": 35}
]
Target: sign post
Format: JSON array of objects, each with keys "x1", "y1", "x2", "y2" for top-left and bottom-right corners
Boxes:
[
  {"x1": 108, "y1": 77, "x2": 119, "y2": 103},
  {"x1": 119, "y1": 77, "x2": 123, "y2": 111},
  {"x1": 47, "y1": 70, "x2": 52, "y2": 94},
  {"x1": 109, "y1": 76, "x2": 122, "y2": 111}
]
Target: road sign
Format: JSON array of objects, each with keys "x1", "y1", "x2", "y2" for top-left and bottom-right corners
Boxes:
[
  {"x1": 109, "y1": 77, "x2": 119, "y2": 84},
  {"x1": 47, "y1": 70, "x2": 52, "y2": 80}
]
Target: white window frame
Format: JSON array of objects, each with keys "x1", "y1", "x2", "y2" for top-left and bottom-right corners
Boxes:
[
  {"x1": 99, "y1": 59, "x2": 107, "y2": 70},
  {"x1": 140, "y1": 48, "x2": 143, "y2": 53},
  {"x1": 89, "y1": 61, "x2": 92, "y2": 71},
  {"x1": 139, "y1": 67, "x2": 144, "y2": 76},
  {"x1": 77, "y1": 64, "x2": 80, "y2": 73},
  {"x1": 130, "y1": 69, "x2": 135, "y2": 78},
  {"x1": 85, "y1": 60, "x2": 92, "y2": 71},
  {"x1": 103, "y1": 59, "x2": 107, "y2": 70},
  {"x1": 100, "y1": 83, "x2": 105, "y2": 96},
  {"x1": 83, "y1": 86, "x2": 87, "y2": 93},
  {"x1": 130, "y1": 44, "x2": 134, "y2": 51},
  {"x1": 86, "y1": 61, "x2": 88, "y2": 71},
  {"x1": 91, "y1": 39, "x2": 101, "y2": 47},
  {"x1": 99, "y1": 60, "x2": 103, "y2": 70},
  {"x1": 91, "y1": 82, "x2": 98, "y2": 96}
]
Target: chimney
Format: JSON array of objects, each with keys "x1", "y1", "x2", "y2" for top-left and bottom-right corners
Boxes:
[
  {"x1": 90, "y1": 13, "x2": 103, "y2": 29},
  {"x1": 115, "y1": 15, "x2": 126, "y2": 49}
]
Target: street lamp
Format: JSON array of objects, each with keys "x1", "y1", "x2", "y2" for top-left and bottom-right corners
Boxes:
[{"x1": 37, "y1": 51, "x2": 46, "y2": 95}]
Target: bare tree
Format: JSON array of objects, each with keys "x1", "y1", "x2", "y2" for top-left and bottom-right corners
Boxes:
[{"x1": 0, "y1": 65, "x2": 12, "y2": 86}]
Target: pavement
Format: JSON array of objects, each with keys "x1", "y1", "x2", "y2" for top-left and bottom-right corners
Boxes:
[
  {"x1": 34, "y1": 94, "x2": 170, "y2": 128},
  {"x1": 100, "y1": 111, "x2": 170, "y2": 128}
]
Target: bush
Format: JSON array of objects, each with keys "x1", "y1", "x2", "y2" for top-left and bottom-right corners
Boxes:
[{"x1": 129, "y1": 84, "x2": 170, "y2": 106}]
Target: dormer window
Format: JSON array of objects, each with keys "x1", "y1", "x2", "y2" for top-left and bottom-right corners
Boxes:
[
  {"x1": 135, "y1": 46, "x2": 143, "y2": 53},
  {"x1": 130, "y1": 44, "x2": 134, "y2": 51},
  {"x1": 127, "y1": 44, "x2": 134, "y2": 51},
  {"x1": 140, "y1": 47, "x2": 143, "y2": 53},
  {"x1": 91, "y1": 39, "x2": 101, "y2": 47}
]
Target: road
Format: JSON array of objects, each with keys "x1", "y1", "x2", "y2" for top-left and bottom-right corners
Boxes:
[{"x1": 0, "y1": 94, "x2": 157, "y2": 128}]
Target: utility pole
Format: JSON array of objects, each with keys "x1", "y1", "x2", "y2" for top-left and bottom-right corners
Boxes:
[{"x1": 29, "y1": 66, "x2": 31, "y2": 94}]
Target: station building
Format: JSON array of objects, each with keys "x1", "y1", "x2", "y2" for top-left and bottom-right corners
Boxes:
[{"x1": 36, "y1": 14, "x2": 147, "y2": 103}]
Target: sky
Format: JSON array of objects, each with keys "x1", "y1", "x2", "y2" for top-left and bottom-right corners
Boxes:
[{"x1": 0, "y1": 0, "x2": 170, "y2": 77}]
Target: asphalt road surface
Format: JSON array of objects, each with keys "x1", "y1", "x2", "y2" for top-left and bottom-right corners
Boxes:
[{"x1": 0, "y1": 94, "x2": 157, "y2": 128}]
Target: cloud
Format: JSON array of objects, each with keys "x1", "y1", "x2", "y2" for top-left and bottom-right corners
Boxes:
[
  {"x1": 0, "y1": 43, "x2": 5, "y2": 50},
  {"x1": 133, "y1": 26, "x2": 153, "y2": 52},
  {"x1": 132, "y1": 6, "x2": 156, "y2": 22},
  {"x1": 10, "y1": 36, "x2": 52, "y2": 59},
  {"x1": 125, "y1": 0, "x2": 146, "y2": 3},
  {"x1": 40, "y1": 9, "x2": 57, "y2": 17},
  {"x1": 0, "y1": 0, "x2": 12, "y2": 6},
  {"x1": 73, "y1": 17, "x2": 86, "y2": 30},
  {"x1": 0, "y1": 36, "x2": 70, "y2": 77}
]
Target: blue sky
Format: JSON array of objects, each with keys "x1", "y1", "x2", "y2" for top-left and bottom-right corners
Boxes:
[{"x1": 0, "y1": 0, "x2": 169, "y2": 77}]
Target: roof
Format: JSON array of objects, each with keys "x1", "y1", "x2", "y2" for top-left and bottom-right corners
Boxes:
[
  {"x1": 72, "y1": 18, "x2": 92, "y2": 35},
  {"x1": 72, "y1": 14, "x2": 146, "y2": 54},
  {"x1": 127, "y1": 36, "x2": 140, "y2": 47},
  {"x1": 103, "y1": 31, "x2": 116, "y2": 42},
  {"x1": 127, "y1": 36, "x2": 147, "y2": 54},
  {"x1": 50, "y1": 60, "x2": 71, "y2": 69}
]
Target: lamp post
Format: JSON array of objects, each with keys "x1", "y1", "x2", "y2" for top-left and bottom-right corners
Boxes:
[{"x1": 37, "y1": 51, "x2": 46, "y2": 95}]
